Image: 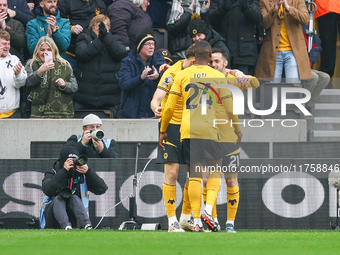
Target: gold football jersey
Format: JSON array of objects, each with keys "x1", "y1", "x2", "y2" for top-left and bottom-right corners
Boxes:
[{"x1": 157, "y1": 60, "x2": 184, "y2": 125}]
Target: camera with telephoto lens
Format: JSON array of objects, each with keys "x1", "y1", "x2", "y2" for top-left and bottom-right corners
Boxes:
[{"x1": 90, "y1": 129, "x2": 104, "y2": 140}]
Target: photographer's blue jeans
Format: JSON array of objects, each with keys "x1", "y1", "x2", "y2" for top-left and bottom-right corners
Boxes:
[
  {"x1": 48, "y1": 195, "x2": 91, "y2": 229},
  {"x1": 274, "y1": 50, "x2": 300, "y2": 84}
]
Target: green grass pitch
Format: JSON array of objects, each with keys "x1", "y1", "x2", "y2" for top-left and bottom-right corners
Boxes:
[{"x1": 1, "y1": 229, "x2": 339, "y2": 255}]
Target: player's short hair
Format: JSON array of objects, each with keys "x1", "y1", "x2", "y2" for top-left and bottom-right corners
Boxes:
[
  {"x1": 212, "y1": 47, "x2": 228, "y2": 62},
  {"x1": 185, "y1": 44, "x2": 196, "y2": 59},
  {"x1": 194, "y1": 41, "x2": 211, "y2": 61},
  {"x1": 0, "y1": 29, "x2": 10, "y2": 41}
]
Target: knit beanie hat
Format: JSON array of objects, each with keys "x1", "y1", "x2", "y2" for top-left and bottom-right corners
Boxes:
[
  {"x1": 135, "y1": 33, "x2": 155, "y2": 52},
  {"x1": 189, "y1": 18, "x2": 209, "y2": 38},
  {"x1": 59, "y1": 146, "x2": 80, "y2": 166},
  {"x1": 82, "y1": 114, "x2": 102, "y2": 127}
]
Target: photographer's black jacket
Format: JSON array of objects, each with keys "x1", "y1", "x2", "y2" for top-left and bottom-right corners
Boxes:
[{"x1": 42, "y1": 161, "x2": 108, "y2": 198}]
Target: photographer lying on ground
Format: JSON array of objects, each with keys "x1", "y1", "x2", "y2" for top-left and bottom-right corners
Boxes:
[
  {"x1": 66, "y1": 113, "x2": 120, "y2": 158},
  {"x1": 41, "y1": 146, "x2": 108, "y2": 230}
]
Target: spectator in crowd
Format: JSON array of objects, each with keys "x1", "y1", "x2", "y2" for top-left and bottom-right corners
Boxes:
[
  {"x1": 26, "y1": 1, "x2": 40, "y2": 16},
  {"x1": 66, "y1": 113, "x2": 120, "y2": 158},
  {"x1": 209, "y1": 0, "x2": 263, "y2": 75},
  {"x1": 41, "y1": 146, "x2": 108, "y2": 230},
  {"x1": 26, "y1": 1, "x2": 36, "y2": 12},
  {"x1": 302, "y1": 24, "x2": 330, "y2": 110},
  {"x1": 169, "y1": 17, "x2": 229, "y2": 62},
  {"x1": 147, "y1": 0, "x2": 169, "y2": 28},
  {"x1": 119, "y1": 33, "x2": 164, "y2": 118},
  {"x1": 25, "y1": 0, "x2": 71, "y2": 59},
  {"x1": 7, "y1": 0, "x2": 35, "y2": 26},
  {"x1": 166, "y1": 0, "x2": 210, "y2": 62},
  {"x1": 101, "y1": 0, "x2": 114, "y2": 8},
  {"x1": 0, "y1": 0, "x2": 26, "y2": 58},
  {"x1": 25, "y1": 36, "x2": 77, "y2": 118},
  {"x1": 74, "y1": 15, "x2": 127, "y2": 119},
  {"x1": 107, "y1": 0, "x2": 153, "y2": 51},
  {"x1": 255, "y1": 0, "x2": 312, "y2": 83},
  {"x1": 315, "y1": 0, "x2": 340, "y2": 88},
  {"x1": 57, "y1": 0, "x2": 106, "y2": 72},
  {"x1": 157, "y1": 48, "x2": 172, "y2": 65},
  {"x1": 0, "y1": 29, "x2": 27, "y2": 119}
]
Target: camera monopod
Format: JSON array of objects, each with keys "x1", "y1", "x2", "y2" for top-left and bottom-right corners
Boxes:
[
  {"x1": 93, "y1": 143, "x2": 161, "y2": 230},
  {"x1": 118, "y1": 143, "x2": 161, "y2": 230},
  {"x1": 304, "y1": 0, "x2": 317, "y2": 52}
]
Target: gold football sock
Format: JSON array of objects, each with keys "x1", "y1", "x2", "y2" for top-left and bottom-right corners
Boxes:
[
  {"x1": 181, "y1": 179, "x2": 191, "y2": 215},
  {"x1": 227, "y1": 185, "x2": 239, "y2": 221},
  {"x1": 206, "y1": 172, "x2": 222, "y2": 208},
  {"x1": 163, "y1": 183, "x2": 176, "y2": 218},
  {"x1": 212, "y1": 201, "x2": 218, "y2": 219},
  {"x1": 188, "y1": 177, "x2": 202, "y2": 219},
  {"x1": 202, "y1": 186, "x2": 207, "y2": 205}
]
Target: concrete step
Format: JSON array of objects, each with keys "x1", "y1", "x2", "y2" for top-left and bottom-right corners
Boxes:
[
  {"x1": 312, "y1": 103, "x2": 340, "y2": 117},
  {"x1": 309, "y1": 130, "x2": 340, "y2": 141},
  {"x1": 314, "y1": 89, "x2": 340, "y2": 103},
  {"x1": 307, "y1": 117, "x2": 340, "y2": 131}
]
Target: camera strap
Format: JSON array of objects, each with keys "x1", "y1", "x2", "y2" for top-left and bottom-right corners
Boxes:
[{"x1": 70, "y1": 177, "x2": 74, "y2": 190}]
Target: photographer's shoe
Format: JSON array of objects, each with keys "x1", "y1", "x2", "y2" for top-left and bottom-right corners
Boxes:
[
  {"x1": 84, "y1": 224, "x2": 92, "y2": 230},
  {"x1": 65, "y1": 226, "x2": 72, "y2": 230}
]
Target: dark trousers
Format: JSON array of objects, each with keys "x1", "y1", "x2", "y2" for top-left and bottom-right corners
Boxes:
[
  {"x1": 45, "y1": 195, "x2": 91, "y2": 229},
  {"x1": 317, "y1": 13, "x2": 340, "y2": 78}
]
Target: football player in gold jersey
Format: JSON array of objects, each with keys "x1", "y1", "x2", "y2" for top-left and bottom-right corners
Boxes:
[
  {"x1": 150, "y1": 45, "x2": 196, "y2": 232},
  {"x1": 209, "y1": 47, "x2": 259, "y2": 233},
  {"x1": 159, "y1": 41, "x2": 242, "y2": 232}
]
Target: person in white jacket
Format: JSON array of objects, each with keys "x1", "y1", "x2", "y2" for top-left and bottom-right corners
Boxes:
[{"x1": 0, "y1": 29, "x2": 27, "y2": 118}]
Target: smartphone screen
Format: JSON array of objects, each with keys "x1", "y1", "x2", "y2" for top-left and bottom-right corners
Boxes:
[{"x1": 44, "y1": 52, "x2": 53, "y2": 64}]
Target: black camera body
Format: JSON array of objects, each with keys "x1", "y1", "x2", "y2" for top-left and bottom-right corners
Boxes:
[
  {"x1": 59, "y1": 187, "x2": 76, "y2": 199},
  {"x1": 69, "y1": 155, "x2": 88, "y2": 175},
  {"x1": 60, "y1": 155, "x2": 87, "y2": 199}
]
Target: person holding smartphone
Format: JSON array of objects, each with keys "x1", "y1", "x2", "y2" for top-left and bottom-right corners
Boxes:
[{"x1": 25, "y1": 36, "x2": 78, "y2": 118}]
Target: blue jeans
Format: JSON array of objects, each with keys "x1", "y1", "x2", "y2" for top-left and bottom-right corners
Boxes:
[{"x1": 274, "y1": 50, "x2": 300, "y2": 83}]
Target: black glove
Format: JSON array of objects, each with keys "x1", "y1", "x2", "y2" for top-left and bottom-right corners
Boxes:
[{"x1": 98, "y1": 22, "x2": 108, "y2": 42}]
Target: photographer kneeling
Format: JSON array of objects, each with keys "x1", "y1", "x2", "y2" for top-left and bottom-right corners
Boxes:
[{"x1": 40, "y1": 146, "x2": 108, "y2": 230}]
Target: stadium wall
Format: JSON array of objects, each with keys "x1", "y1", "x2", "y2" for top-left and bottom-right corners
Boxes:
[
  {"x1": 0, "y1": 158, "x2": 336, "y2": 230},
  {"x1": 0, "y1": 119, "x2": 307, "y2": 159}
]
